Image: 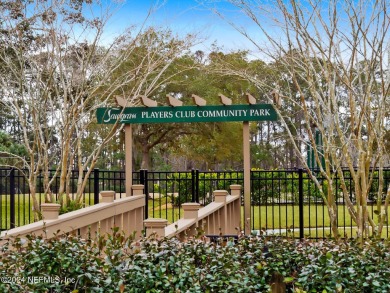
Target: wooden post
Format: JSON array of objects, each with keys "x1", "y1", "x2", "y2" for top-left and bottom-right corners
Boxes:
[
  {"x1": 182, "y1": 203, "x2": 200, "y2": 237},
  {"x1": 41, "y1": 203, "x2": 61, "y2": 220},
  {"x1": 182, "y1": 203, "x2": 200, "y2": 219},
  {"x1": 100, "y1": 190, "x2": 115, "y2": 203},
  {"x1": 131, "y1": 184, "x2": 144, "y2": 196},
  {"x1": 243, "y1": 121, "x2": 251, "y2": 235},
  {"x1": 125, "y1": 125, "x2": 132, "y2": 197},
  {"x1": 230, "y1": 185, "x2": 242, "y2": 233},
  {"x1": 144, "y1": 218, "x2": 168, "y2": 237},
  {"x1": 214, "y1": 190, "x2": 228, "y2": 234}
]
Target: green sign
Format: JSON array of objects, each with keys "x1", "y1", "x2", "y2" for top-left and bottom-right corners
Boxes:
[{"x1": 96, "y1": 104, "x2": 277, "y2": 124}]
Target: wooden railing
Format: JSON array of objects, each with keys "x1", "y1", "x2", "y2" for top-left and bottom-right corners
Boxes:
[
  {"x1": 0, "y1": 184, "x2": 242, "y2": 244},
  {"x1": 144, "y1": 185, "x2": 241, "y2": 239},
  {"x1": 0, "y1": 185, "x2": 145, "y2": 243}
]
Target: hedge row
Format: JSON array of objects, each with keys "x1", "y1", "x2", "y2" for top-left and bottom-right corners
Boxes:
[{"x1": 0, "y1": 230, "x2": 389, "y2": 292}]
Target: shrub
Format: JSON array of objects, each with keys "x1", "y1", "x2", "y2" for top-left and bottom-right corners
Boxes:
[{"x1": 0, "y1": 231, "x2": 389, "y2": 292}]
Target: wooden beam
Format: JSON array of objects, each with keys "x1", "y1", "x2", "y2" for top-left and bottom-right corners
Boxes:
[
  {"x1": 191, "y1": 94, "x2": 207, "y2": 106},
  {"x1": 166, "y1": 94, "x2": 183, "y2": 107},
  {"x1": 243, "y1": 121, "x2": 251, "y2": 235},
  {"x1": 125, "y1": 125, "x2": 132, "y2": 197},
  {"x1": 140, "y1": 95, "x2": 158, "y2": 107},
  {"x1": 218, "y1": 93, "x2": 232, "y2": 105},
  {"x1": 270, "y1": 89, "x2": 282, "y2": 108},
  {"x1": 245, "y1": 93, "x2": 256, "y2": 105},
  {"x1": 115, "y1": 95, "x2": 128, "y2": 107}
]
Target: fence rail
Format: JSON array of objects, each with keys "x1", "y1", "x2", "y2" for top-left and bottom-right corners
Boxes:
[{"x1": 1, "y1": 168, "x2": 389, "y2": 238}]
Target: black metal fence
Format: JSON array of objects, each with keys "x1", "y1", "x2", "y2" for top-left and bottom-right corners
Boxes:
[{"x1": 1, "y1": 168, "x2": 389, "y2": 238}]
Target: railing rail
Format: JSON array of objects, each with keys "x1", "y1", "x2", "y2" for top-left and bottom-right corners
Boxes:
[
  {"x1": 144, "y1": 185, "x2": 241, "y2": 239},
  {"x1": 0, "y1": 186, "x2": 145, "y2": 244}
]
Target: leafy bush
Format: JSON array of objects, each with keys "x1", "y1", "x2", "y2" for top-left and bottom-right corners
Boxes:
[
  {"x1": 0, "y1": 230, "x2": 389, "y2": 292},
  {"x1": 59, "y1": 199, "x2": 84, "y2": 214}
]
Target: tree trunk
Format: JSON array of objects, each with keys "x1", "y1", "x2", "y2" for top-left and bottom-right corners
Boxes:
[
  {"x1": 29, "y1": 183, "x2": 40, "y2": 221},
  {"x1": 141, "y1": 146, "x2": 150, "y2": 170}
]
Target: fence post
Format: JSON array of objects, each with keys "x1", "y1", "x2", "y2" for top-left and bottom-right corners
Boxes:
[
  {"x1": 195, "y1": 169, "x2": 199, "y2": 203},
  {"x1": 298, "y1": 168, "x2": 304, "y2": 239},
  {"x1": 140, "y1": 169, "x2": 148, "y2": 219},
  {"x1": 191, "y1": 169, "x2": 196, "y2": 202},
  {"x1": 10, "y1": 168, "x2": 15, "y2": 229},
  {"x1": 94, "y1": 168, "x2": 99, "y2": 205}
]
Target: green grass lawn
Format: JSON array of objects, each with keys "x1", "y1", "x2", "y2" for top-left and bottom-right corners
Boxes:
[
  {"x1": 282, "y1": 226, "x2": 390, "y2": 238},
  {"x1": 2, "y1": 194, "x2": 389, "y2": 238},
  {"x1": 147, "y1": 200, "x2": 389, "y2": 238},
  {"x1": 0, "y1": 194, "x2": 172, "y2": 229},
  {"x1": 250, "y1": 205, "x2": 356, "y2": 229},
  {"x1": 1, "y1": 194, "x2": 37, "y2": 229},
  {"x1": 251, "y1": 205, "x2": 389, "y2": 238},
  {"x1": 251, "y1": 204, "x2": 388, "y2": 228},
  {"x1": 147, "y1": 198, "x2": 182, "y2": 224},
  {"x1": 0, "y1": 193, "x2": 96, "y2": 230}
]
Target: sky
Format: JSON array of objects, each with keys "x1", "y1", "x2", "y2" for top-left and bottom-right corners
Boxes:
[{"x1": 102, "y1": 0, "x2": 257, "y2": 53}]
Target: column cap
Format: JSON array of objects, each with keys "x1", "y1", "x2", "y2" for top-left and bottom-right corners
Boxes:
[
  {"x1": 132, "y1": 185, "x2": 144, "y2": 196},
  {"x1": 230, "y1": 185, "x2": 242, "y2": 190},
  {"x1": 100, "y1": 190, "x2": 115, "y2": 203},
  {"x1": 41, "y1": 203, "x2": 61, "y2": 220},
  {"x1": 144, "y1": 218, "x2": 169, "y2": 228},
  {"x1": 132, "y1": 184, "x2": 144, "y2": 190},
  {"x1": 182, "y1": 203, "x2": 201, "y2": 211},
  {"x1": 214, "y1": 190, "x2": 228, "y2": 203}
]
